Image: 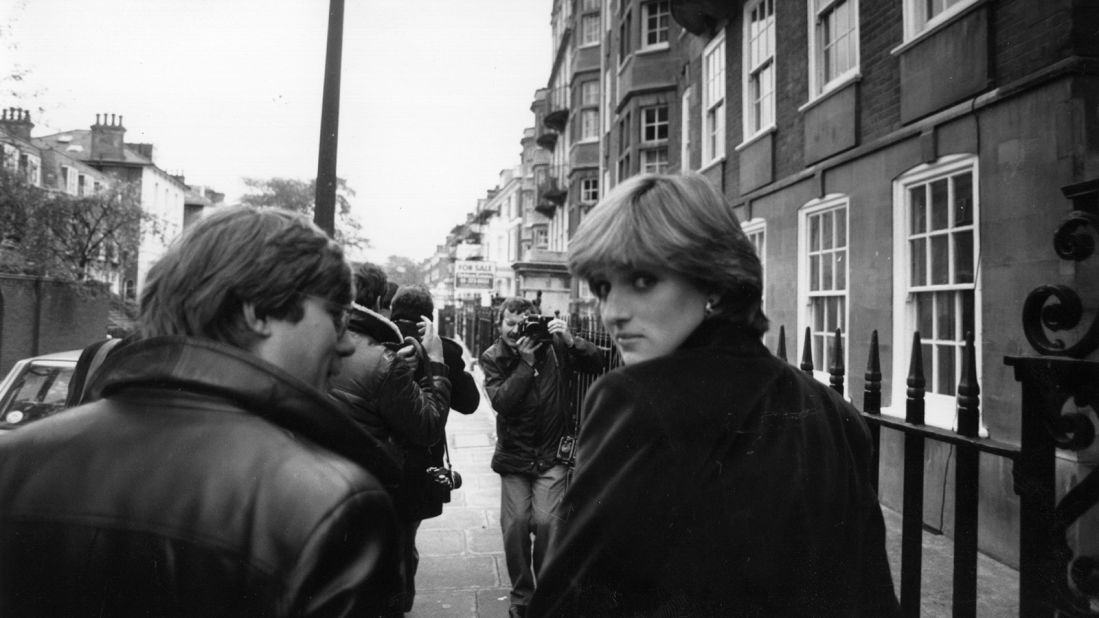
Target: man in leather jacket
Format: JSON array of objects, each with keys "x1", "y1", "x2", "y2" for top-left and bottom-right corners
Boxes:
[
  {"x1": 0, "y1": 207, "x2": 403, "y2": 616},
  {"x1": 480, "y1": 297, "x2": 603, "y2": 618},
  {"x1": 329, "y1": 264, "x2": 452, "y2": 614}
]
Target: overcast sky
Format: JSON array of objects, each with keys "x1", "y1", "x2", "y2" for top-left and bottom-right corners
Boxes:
[{"x1": 1, "y1": 0, "x2": 550, "y2": 263}]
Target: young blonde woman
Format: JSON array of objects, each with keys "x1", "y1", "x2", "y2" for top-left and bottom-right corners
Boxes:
[{"x1": 529, "y1": 174, "x2": 899, "y2": 617}]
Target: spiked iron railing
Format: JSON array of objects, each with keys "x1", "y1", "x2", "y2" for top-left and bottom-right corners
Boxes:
[{"x1": 783, "y1": 326, "x2": 1020, "y2": 617}]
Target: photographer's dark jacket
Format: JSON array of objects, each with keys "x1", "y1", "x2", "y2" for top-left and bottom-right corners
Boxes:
[
  {"x1": 529, "y1": 321, "x2": 900, "y2": 617},
  {"x1": 0, "y1": 336, "x2": 403, "y2": 617},
  {"x1": 329, "y1": 342, "x2": 452, "y2": 470},
  {"x1": 481, "y1": 334, "x2": 602, "y2": 476}
]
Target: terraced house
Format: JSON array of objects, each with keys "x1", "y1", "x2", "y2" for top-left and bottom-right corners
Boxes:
[{"x1": 436, "y1": 1, "x2": 1099, "y2": 598}]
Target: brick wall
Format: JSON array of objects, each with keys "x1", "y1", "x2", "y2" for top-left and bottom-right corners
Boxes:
[
  {"x1": 0, "y1": 276, "x2": 110, "y2": 375},
  {"x1": 859, "y1": 0, "x2": 903, "y2": 141},
  {"x1": 995, "y1": 0, "x2": 1076, "y2": 86}
]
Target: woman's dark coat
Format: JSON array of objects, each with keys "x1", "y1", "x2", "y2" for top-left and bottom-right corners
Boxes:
[{"x1": 530, "y1": 321, "x2": 900, "y2": 617}]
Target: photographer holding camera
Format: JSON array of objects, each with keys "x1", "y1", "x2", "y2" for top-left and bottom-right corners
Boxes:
[
  {"x1": 329, "y1": 263, "x2": 452, "y2": 615},
  {"x1": 480, "y1": 297, "x2": 603, "y2": 618}
]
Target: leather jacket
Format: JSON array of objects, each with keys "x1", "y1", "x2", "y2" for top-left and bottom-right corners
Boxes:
[
  {"x1": 0, "y1": 336, "x2": 403, "y2": 617},
  {"x1": 481, "y1": 334, "x2": 603, "y2": 475},
  {"x1": 329, "y1": 340, "x2": 452, "y2": 470}
]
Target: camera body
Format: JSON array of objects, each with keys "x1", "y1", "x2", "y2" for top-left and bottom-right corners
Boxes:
[
  {"x1": 516, "y1": 315, "x2": 554, "y2": 342},
  {"x1": 555, "y1": 435, "x2": 576, "y2": 467},
  {"x1": 425, "y1": 466, "x2": 462, "y2": 503}
]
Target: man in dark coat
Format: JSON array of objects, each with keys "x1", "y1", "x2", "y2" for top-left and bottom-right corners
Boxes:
[
  {"x1": 0, "y1": 207, "x2": 403, "y2": 616},
  {"x1": 480, "y1": 296, "x2": 603, "y2": 618}
]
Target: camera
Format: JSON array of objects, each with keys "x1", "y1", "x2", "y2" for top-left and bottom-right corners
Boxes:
[
  {"x1": 516, "y1": 315, "x2": 553, "y2": 342},
  {"x1": 392, "y1": 318, "x2": 421, "y2": 341},
  {"x1": 555, "y1": 435, "x2": 576, "y2": 467},
  {"x1": 425, "y1": 466, "x2": 462, "y2": 503}
]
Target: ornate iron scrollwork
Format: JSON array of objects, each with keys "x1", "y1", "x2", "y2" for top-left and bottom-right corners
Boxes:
[
  {"x1": 1022, "y1": 212, "x2": 1099, "y2": 359},
  {"x1": 1054, "y1": 211, "x2": 1099, "y2": 262},
  {"x1": 1012, "y1": 181, "x2": 1099, "y2": 615}
]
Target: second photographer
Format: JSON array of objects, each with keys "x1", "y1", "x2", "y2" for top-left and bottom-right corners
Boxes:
[{"x1": 480, "y1": 297, "x2": 603, "y2": 618}]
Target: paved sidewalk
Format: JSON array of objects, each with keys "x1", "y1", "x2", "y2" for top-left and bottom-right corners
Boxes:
[
  {"x1": 409, "y1": 366, "x2": 1021, "y2": 617},
  {"x1": 407, "y1": 368, "x2": 510, "y2": 618}
]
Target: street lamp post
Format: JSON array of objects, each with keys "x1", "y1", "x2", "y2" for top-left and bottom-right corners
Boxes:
[{"x1": 314, "y1": 0, "x2": 344, "y2": 237}]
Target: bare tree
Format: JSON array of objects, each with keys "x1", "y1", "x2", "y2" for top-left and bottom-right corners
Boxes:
[{"x1": 238, "y1": 176, "x2": 370, "y2": 254}]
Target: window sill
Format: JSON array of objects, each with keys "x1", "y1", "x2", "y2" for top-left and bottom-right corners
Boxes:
[
  {"x1": 798, "y1": 73, "x2": 862, "y2": 114},
  {"x1": 637, "y1": 42, "x2": 670, "y2": 55},
  {"x1": 891, "y1": 0, "x2": 987, "y2": 56},
  {"x1": 879, "y1": 404, "x2": 989, "y2": 438},
  {"x1": 735, "y1": 125, "x2": 776, "y2": 152},
  {"x1": 699, "y1": 155, "x2": 726, "y2": 174},
  {"x1": 616, "y1": 53, "x2": 634, "y2": 75}
]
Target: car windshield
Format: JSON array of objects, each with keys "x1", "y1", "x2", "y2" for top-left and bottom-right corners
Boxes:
[{"x1": 0, "y1": 364, "x2": 74, "y2": 430}]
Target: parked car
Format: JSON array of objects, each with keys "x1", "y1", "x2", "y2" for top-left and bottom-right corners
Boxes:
[{"x1": 0, "y1": 349, "x2": 81, "y2": 434}]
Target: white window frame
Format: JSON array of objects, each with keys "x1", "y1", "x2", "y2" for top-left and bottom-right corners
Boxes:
[
  {"x1": 580, "y1": 109, "x2": 600, "y2": 141},
  {"x1": 680, "y1": 87, "x2": 692, "y2": 172},
  {"x1": 581, "y1": 177, "x2": 599, "y2": 203},
  {"x1": 701, "y1": 31, "x2": 726, "y2": 166},
  {"x1": 891, "y1": 154, "x2": 982, "y2": 430},
  {"x1": 1, "y1": 144, "x2": 17, "y2": 172},
  {"x1": 641, "y1": 1, "x2": 670, "y2": 50},
  {"x1": 742, "y1": 0, "x2": 776, "y2": 141},
  {"x1": 807, "y1": 0, "x2": 860, "y2": 98},
  {"x1": 903, "y1": 0, "x2": 979, "y2": 41},
  {"x1": 742, "y1": 217, "x2": 767, "y2": 312},
  {"x1": 798, "y1": 195, "x2": 849, "y2": 385},
  {"x1": 618, "y1": 7, "x2": 633, "y2": 67},
  {"x1": 641, "y1": 105, "x2": 668, "y2": 142},
  {"x1": 580, "y1": 13, "x2": 601, "y2": 47},
  {"x1": 62, "y1": 165, "x2": 78, "y2": 194},
  {"x1": 641, "y1": 148, "x2": 669, "y2": 174}
]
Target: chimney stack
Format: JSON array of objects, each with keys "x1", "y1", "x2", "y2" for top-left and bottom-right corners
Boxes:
[
  {"x1": 90, "y1": 112, "x2": 126, "y2": 161},
  {"x1": 0, "y1": 107, "x2": 35, "y2": 141}
]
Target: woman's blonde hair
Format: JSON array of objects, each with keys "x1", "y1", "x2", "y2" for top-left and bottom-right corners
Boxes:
[{"x1": 568, "y1": 173, "x2": 768, "y2": 335}]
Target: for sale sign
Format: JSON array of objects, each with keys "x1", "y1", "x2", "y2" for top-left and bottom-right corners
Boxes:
[{"x1": 454, "y1": 260, "x2": 494, "y2": 291}]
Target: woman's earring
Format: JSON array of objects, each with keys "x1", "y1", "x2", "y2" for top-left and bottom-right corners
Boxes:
[{"x1": 704, "y1": 299, "x2": 715, "y2": 317}]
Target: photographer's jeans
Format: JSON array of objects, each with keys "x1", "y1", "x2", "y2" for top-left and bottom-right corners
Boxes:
[{"x1": 499, "y1": 465, "x2": 568, "y2": 607}]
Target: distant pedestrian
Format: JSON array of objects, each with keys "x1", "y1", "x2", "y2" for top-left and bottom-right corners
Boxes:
[
  {"x1": 529, "y1": 173, "x2": 900, "y2": 617},
  {"x1": 0, "y1": 206, "x2": 403, "y2": 616},
  {"x1": 481, "y1": 296, "x2": 604, "y2": 618}
]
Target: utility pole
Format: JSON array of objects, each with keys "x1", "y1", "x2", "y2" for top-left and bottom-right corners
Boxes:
[{"x1": 314, "y1": 0, "x2": 344, "y2": 237}]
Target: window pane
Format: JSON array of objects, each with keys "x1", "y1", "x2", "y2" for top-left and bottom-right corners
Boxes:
[
  {"x1": 837, "y1": 298, "x2": 846, "y2": 330},
  {"x1": 917, "y1": 295, "x2": 933, "y2": 337},
  {"x1": 827, "y1": 297, "x2": 840, "y2": 331},
  {"x1": 937, "y1": 345, "x2": 956, "y2": 396},
  {"x1": 823, "y1": 252, "x2": 834, "y2": 290},
  {"x1": 822, "y1": 211, "x2": 834, "y2": 249},
  {"x1": 835, "y1": 249, "x2": 846, "y2": 289},
  {"x1": 910, "y1": 187, "x2": 926, "y2": 233},
  {"x1": 814, "y1": 334, "x2": 823, "y2": 370},
  {"x1": 954, "y1": 230, "x2": 973, "y2": 283},
  {"x1": 961, "y1": 290, "x2": 975, "y2": 338},
  {"x1": 931, "y1": 234, "x2": 949, "y2": 284},
  {"x1": 810, "y1": 215, "x2": 820, "y2": 251},
  {"x1": 836, "y1": 208, "x2": 847, "y2": 247},
  {"x1": 911, "y1": 238, "x2": 926, "y2": 285},
  {"x1": 930, "y1": 178, "x2": 949, "y2": 230},
  {"x1": 813, "y1": 299, "x2": 825, "y2": 330},
  {"x1": 810, "y1": 255, "x2": 820, "y2": 291},
  {"x1": 954, "y1": 172, "x2": 973, "y2": 226},
  {"x1": 936, "y1": 291, "x2": 955, "y2": 340},
  {"x1": 921, "y1": 343, "x2": 934, "y2": 384}
]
